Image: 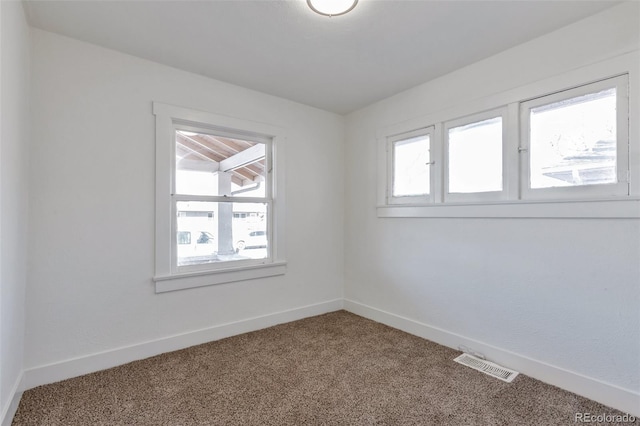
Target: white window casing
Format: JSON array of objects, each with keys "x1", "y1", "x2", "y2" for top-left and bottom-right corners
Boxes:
[
  {"x1": 153, "y1": 102, "x2": 286, "y2": 293},
  {"x1": 387, "y1": 127, "x2": 436, "y2": 205},
  {"x1": 444, "y1": 107, "x2": 509, "y2": 203},
  {"x1": 376, "y1": 52, "x2": 639, "y2": 218},
  {"x1": 519, "y1": 74, "x2": 629, "y2": 201}
]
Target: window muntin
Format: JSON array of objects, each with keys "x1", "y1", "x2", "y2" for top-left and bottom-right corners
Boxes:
[
  {"x1": 388, "y1": 127, "x2": 435, "y2": 204},
  {"x1": 172, "y1": 128, "x2": 272, "y2": 272},
  {"x1": 521, "y1": 75, "x2": 628, "y2": 200},
  {"x1": 447, "y1": 116, "x2": 503, "y2": 194}
]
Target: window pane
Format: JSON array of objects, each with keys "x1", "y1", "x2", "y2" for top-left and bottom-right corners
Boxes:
[
  {"x1": 529, "y1": 88, "x2": 616, "y2": 189},
  {"x1": 448, "y1": 117, "x2": 503, "y2": 194},
  {"x1": 176, "y1": 201, "x2": 268, "y2": 267},
  {"x1": 393, "y1": 135, "x2": 430, "y2": 197},
  {"x1": 175, "y1": 131, "x2": 266, "y2": 197}
]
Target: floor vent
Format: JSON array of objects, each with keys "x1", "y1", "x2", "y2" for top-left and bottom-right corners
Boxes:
[{"x1": 454, "y1": 353, "x2": 519, "y2": 383}]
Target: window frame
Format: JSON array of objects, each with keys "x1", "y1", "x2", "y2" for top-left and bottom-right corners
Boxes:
[
  {"x1": 519, "y1": 74, "x2": 629, "y2": 201},
  {"x1": 153, "y1": 102, "x2": 287, "y2": 293},
  {"x1": 376, "y1": 52, "x2": 638, "y2": 219},
  {"x1": 387, "y1": 127, "x2": 436, "y2": 205},
  {"x1": 443, "y1": 107, "x2": 509, "y2": 203},
  {"x1": 171, "y1": 123, "x2": 273, "y2": 274}
]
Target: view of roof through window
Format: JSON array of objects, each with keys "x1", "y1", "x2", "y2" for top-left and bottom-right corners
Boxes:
[
  {"x1": 175, "y1": 130, "x2": 266, "y2": 197},
  {"x1": 174, "y1": 130, "x2": 269, "y2": 266}
]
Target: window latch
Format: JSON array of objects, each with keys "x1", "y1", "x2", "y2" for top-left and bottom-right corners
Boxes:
[
  {"x1": 425, "y1": 161, "x2": 435, "y2": 166},
  {"x1": 518, "y1": 147, "x2": 528, "y2": 153}
]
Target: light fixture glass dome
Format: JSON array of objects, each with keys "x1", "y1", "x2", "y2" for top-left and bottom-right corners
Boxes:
[{"x1": 307, "y1": 0, "x2": 358, "y2": 17}]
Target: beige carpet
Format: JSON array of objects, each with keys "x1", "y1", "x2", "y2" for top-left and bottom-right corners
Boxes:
[{"x1": 13, "y1": 311, "x2": 638, "y2": 425}]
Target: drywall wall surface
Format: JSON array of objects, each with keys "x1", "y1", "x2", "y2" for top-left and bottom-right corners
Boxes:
[
  {"x1": 0, "y1": 0, "x2": 30, "y2": 420},
  {"x1": 25, "y1": 29, "x2": 344, "y2": 370},
  {"x1": 350, "y1": 2, "x2": 639, "y2": 126},
  {"x1": 345, "y1": 1, "x2": 640, "y2": 393}
]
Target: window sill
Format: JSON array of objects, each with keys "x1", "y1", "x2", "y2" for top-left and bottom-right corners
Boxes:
[
  {"x1": 377, "y1": 198, "x2": 640, "y2": 219},
  {"x1": 154, "y1": 261, "x2": 287, "y2": 293}
]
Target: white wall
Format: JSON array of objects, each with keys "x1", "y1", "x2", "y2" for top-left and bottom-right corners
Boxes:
[
  {"x1": 0, "y1": 1, "x2": 30, "y2": 423},
  {"x1": 16, "y1": 0, "x2": 639, "y2": 419},
  {"x1": 345, "y1": 2, "x2": 639, "y2": 413},
  {"x1": 25, "y1": 29, "x2": 344, "y2": 378}
]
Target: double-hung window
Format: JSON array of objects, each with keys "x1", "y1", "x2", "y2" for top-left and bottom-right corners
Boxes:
[
  {"x1": 153, "y1": 103, "x2": 286, "y2": 293},
  {"x1": 173, "y1": 127, "x2": 271, "y2": 268}
]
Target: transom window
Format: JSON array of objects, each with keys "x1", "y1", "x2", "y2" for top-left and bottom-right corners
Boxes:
[
  {"x1": 379, "y1": 71, "x2": 633, "y2": 216},
  {"x1": 529, "y1": 89, "x2": 616, "y2": 189},
  {"x1": 388, "y1": 127, "x2": 435, "y2": 204},
  {"x1": 520, "y1": 75, "x2": 628, "y2": 200},
  {"x1": 444, "y1": 108, "x2": 507, "y2": 202}
]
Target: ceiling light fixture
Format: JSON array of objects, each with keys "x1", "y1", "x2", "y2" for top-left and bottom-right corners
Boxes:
[{"x1": 307, "y1": 0, "x2": 358, "y2": 17}]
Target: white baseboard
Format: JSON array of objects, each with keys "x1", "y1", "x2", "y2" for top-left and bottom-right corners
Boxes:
[
  {"x1": 23, "y1": 299, "x2": 343, "y2": 391},
  {"x1": 343, "y1": 299, "x2": 640, "y2": 417},
  {"x1": 1, "y1": 372, "x2": 24, "y2": 426},
  {"x1": 17, "y1": 298, "x2": 640, "y2": 419}
]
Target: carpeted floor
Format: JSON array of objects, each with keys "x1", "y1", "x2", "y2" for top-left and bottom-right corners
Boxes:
[{"x1": 13, "y1": 311, "x2": 638, "y2": 425}]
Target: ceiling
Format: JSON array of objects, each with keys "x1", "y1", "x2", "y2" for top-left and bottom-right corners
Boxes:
[{"x1": 23, "y1": 0, "x2": 620, "y2": 114}]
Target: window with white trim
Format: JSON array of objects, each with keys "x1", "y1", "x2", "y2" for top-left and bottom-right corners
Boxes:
[
  {"x1": 173, "y1": 127, "x2": 271, "y2": 269},
  {"x1": 520, "y1": 75, "x2": 629, "y2": 200},
  {"x1": 388, "y1": 127, "x2": 434, "y2": 204},
  {"x1": 378, "y1": 62, "x2": 636, "y2": 218},
  {"x1": 153, "y1": 103, "x2": 286, "y2": 293},
  {"x1": 444, "y1": 108, "x2": 507, "y2": 202}
]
